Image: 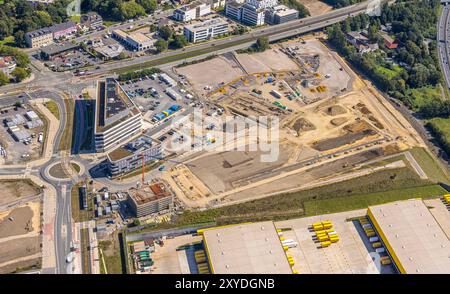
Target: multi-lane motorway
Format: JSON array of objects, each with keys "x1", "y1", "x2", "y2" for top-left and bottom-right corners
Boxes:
[
  {"x1": 0, "y1": 0, "x2": 383, "y2": 274},
  {"x1": 438, "y1": 4, "x2": 450, "y2": 89}
]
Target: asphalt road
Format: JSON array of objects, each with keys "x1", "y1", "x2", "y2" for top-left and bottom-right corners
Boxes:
[{"x1": 437, "y1": 5, "x2": 450, "y2": 89}]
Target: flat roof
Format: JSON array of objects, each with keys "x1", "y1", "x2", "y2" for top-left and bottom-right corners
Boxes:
[
  {"x1": 108, "y1": 135, "x2": 159, "y2": 162},
  {"x1": 184, "y1": 18, "x2": 228, "y2": 32},
  {"x1": 40, "y1": 42, "x2": 79, "y2": 56},
  {"x1": 128, "y1": 32, "x2": 153, "y2": 44},
  {"x1": 203, "y1": 221, "x2": 292, "y2": 274},
  {"x1": 368, "y1": 199, "x2": 450, "y2": 274},
  {"x1": 128, "y1": 183, "x2": 172, "y2": 205},
  {"x1": 96, "y1": 78, "x2": 140, "y2": 133}
]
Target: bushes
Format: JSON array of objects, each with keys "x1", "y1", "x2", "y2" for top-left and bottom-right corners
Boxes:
[
  {"x1": 117, "y1": 67, "x2": 161, "y2": 81},
  {"x1": 426, "y1": 117, "x2": 450, "y2": 156}
]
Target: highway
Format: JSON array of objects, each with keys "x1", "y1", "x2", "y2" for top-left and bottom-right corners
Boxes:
[{"x1": 437, "y1": 4, "x2": 450, "y2": 89}]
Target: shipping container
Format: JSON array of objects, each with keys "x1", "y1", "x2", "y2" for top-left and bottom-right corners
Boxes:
[
  {"x1": 375, "y1": 248, "x2": 385, "y2": 253},
  {"x1": 321, "y1": 241, "x2": 331, "y2": 247},
  {"x1": 369, "y1": 237, "x2": 379, "y2": 242},
  {"x1": 372, "y1": 242, "x2": 382, "y2": 248}
]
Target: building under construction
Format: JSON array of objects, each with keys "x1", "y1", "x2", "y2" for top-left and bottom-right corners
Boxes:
[{"x1": 127, "y1": 182, "x2": 174, "y2": 217}]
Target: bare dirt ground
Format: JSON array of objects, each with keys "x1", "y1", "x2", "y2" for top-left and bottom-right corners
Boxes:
[
  {"x1": 187, "y1": 144, "x2": 295, "y2": 194},
  {"x1": 0, "y1": 236, "x2": 40, "y2": 265},
  {"x1": 167, "y1": 36, "x2": 425, "y2": 209},
  {"x1": 0, "y1": 256, "x2": 41, "y2": 274},
  {"x1": 0, "y1": 202, "x2": 40, "y2": 238},
  {"x1": 0, "y1": 179, "x2": 42, "y2": 206},
  {"x1": 235, "y1": 47, "x2": 299, "y2": 74},
  {"x1": 175, "y1": 56, "x2": 245, "y2": 96},
  {"x1": 297, "y1": 0, "x2": 333, "y2": 16}
]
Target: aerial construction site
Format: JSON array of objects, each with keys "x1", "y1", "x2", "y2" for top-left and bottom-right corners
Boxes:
[{"x1": 164, "y1": 36, "x2": 425, "y2": 209}]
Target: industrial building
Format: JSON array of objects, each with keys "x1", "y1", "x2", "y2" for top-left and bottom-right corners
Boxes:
[
  {"x1": 265, "y1": 4, "x2": 298, "y2": 24},
  {"x1": 92, "y1": 43, "x2": 125, "y2": 60},
  {"x1": 106, "y1": 135, "x2": 161, "y2": 177},
  {"x1": 39, "y1": 42, "x2": 79, "y2": 60},
  {"x1": 94, "y1": 78, "x2": 143, "y2": 153},
  {"x1": 112, "y1": 30, "x2": 155, "y2": 51},
  {"x1": 183, "y1": 18, "x2": 229, "y2": 43},
  {"x1": 367, "y1": 199, "x2": 450, "y2": 274},
  {"x1": 200, "y1": 221, "x2": 293, "y2": 274},
  {"x1": 173, "y1": 1, "x2": 212, "y2": 22},
  {"x1": 127, "y1": 182, "x2": 174, "y2": 217}
]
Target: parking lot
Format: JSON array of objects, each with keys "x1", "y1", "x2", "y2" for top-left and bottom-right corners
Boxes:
[
  {"x1": 44, "y1": 47, "x2": 100, "y2": 72},
  {"x1": 119, "y1": 72, "x2": 193, "y2": 125},
  {"x1": 0, "y1": 104, "x2": 46, "y2": 164}
]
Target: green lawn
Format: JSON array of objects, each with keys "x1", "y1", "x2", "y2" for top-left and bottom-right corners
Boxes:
[
  {"x1": 70, "y1": 184, "x2": 94, "y2": 223},
  {"x1": 44, "y1": 101, "x2": 60, "y2": 120},
  {"x1": 59, "y1": 99, "x2": 74, "y2": 151},
  {"x1": 410, "y1": 147, "x2": 450, "y2": 184},
  {"x1": 375, "y1": 65, "x2": 400, "y2": 79},
  {"x1": 167, "y1": 167, "x2": 435, "y2": 227},
  {"x1": 303, "y1": 184, "x2": 446, "y2": 216},
  {"x1": 98, "y1": 235, "x2": 125, "y2": 274},
  {"x1": 70, "y1": 15, "x2": 81, "y2": 23},
  {"x1": 405, "y1": 86, "x2": 443, "y2": 111}
]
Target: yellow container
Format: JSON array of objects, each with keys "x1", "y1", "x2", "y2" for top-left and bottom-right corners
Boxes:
[
  {"x1": 313, "y1": 226, "x2": 324, "y2": 231},
  {"x1": 292, "y1": 269, "x2": 299, "y2": 274},
  {"x1": 321, "y1": 241, "x2": 331, "y2": 247},
  {"x1": 280, "y1": 236, "x2": 285, "y2": 241},
  {"x1": 318, "y1": 236, "x2": 329, "y2": 242},
  {"x1": 283, "y1": 246, "x2": 289, "y2": 251},
  {"x1": 315, "y1": 230, "x2": 326, "y2": 235},
  {"x1": 312, "y1": 222, "x2": 322, "y2": 227},
  {"x1": 372, "y1": 242, "x2": 382, "y2": 248},
  {"x1": 381, "y1": 259, "x2": 391, "y2": 265},
  {"x1": 321, "y1": 220, "x2": 332, "y2": 225}
]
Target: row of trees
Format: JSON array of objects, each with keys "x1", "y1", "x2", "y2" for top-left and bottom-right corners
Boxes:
[
  {"x1": 0, "y1": 0, "x2": 71, "y2": 47},
  {"x1": 327, "y1": 0, "x2": 449, "y2": 118},
  {"x1": 81, "y1": 0, "x2": 157, "y2": 21},
  {"x1": 117, "y1": 67, "x2": 160, "y2": 81}
]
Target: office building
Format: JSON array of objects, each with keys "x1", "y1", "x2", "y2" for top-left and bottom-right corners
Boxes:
[
  {"x1": 184, "y1": 18, "x2": 229, "y2": 42},
  {"x1": 94, "y1": 78, "x2": 143, "y2": 153},
  {"x1": 107, "y1": 135, "x2": 161, "y2": 177},
  {"x1": 265, "y1": 4, "x2": 298, "y2": 24},
  {"x1": 127, "y1": 182, "x2": 174, "y2": 217},
  {"x1": 173, "y1": 2, "x2": 212, "y2": 22},
  {"x1": 241, "y1": 4, "x2": 266, "y2": 26},
  {"x1": 225, "y1": 0, "x2": 245, "y2": 20}
]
